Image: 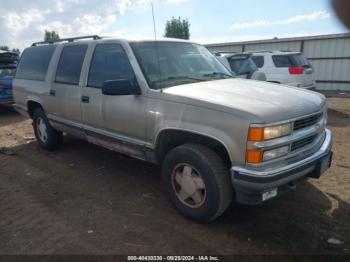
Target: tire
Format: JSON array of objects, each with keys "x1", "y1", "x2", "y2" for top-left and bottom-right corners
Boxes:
[
  {"x1": 33, "y1": 108, "x2": 63, "y2": 150},
  {"x1": 162, "y1": 144, "x2": 233, "y2": 222}
]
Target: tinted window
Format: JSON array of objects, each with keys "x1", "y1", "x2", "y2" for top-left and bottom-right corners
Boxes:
[
  {"x1": 228, "y1": 56, "x2": 257, "y2": 75},
  {"x1": 55, "y1": 45, "x2": 87, "y2": 85},
  {"x1": 272, "y1": 55, "x2": 292, "y2": 67},
  {"x1": 88, "y1": 44, "x2": 135, "y2": 88},
  {"x1": 251, "y1": 56, "x2": 264, "y2": 68},
  {"x1": 16, "y1": 45, "x2": 56, "y2": 81},
  {"x1": 272, "y1": 54, "x2": 311, "y2": 68}
]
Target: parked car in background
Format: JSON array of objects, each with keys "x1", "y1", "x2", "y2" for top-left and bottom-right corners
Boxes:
[
  {"x1": 0, "y1": 51, "x2": 19, "y2": 106},
  {"x1": 248, "y1": 51, "x2": 316, "y2": 90},
  {"x1": 215, "y1": 52, "x2": 267, "y2": 81},
  {"x1": 14, "y1": 36, "x2": 332, "y2": 222}
]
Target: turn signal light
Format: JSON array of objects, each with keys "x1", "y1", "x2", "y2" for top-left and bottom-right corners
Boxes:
[
  {"x1": 248, "y1": 127, "x2": 264, "y2": 142},
  {"x1": 246, "y1": 150, "x2": 263, "y2": 164}
]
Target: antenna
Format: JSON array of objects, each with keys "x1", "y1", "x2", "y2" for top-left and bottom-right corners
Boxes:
[
  {"x1": 151, "y1": 2, "x2": 162, "y2": 90},
  {"x1": 151, "y1": 2, "x2": 157, "y2": 41}
]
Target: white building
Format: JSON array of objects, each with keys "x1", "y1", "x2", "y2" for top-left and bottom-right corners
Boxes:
[{"x1": 206, "y1": 33, "x2": 350, "y2": 91}]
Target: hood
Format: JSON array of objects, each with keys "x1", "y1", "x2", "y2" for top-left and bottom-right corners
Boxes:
[{"x1": 163, "y1": 78, "x2": 326, "y2": 123}]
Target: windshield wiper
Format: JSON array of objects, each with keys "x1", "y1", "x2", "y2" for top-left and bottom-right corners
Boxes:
[
  {"x1": 155, "y1": 75, "x2": 205, "y2": 90},
  {"x1": 202, "y1": 72, "x2": 233, "y2": 78},
  {"x1": 167, "y1": 75, "x2": 204, "y2": 81}
]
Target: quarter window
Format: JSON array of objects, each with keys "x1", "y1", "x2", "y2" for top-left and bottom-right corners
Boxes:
[
  {"x1": 55, "y1": 45, "x2": 87, "y2": 85},
  {"x1": 15, "y1": 45, "x2": 56, "y2": 81},
  {"x1": 88, "y1": 44, "x2": 135, "y2": 88},
  {"x1": 272, "y1": 55, "x2": 293, "y2": 67}
]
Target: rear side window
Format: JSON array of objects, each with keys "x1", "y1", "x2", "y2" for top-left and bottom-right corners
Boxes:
[
  {"x1": 88, "y1": 44, "x2": 135, "y2": 88},
  {"x1": 55, "y1": 45, "x2": 87, "y2": 85},
  {"x1": 251, "y1": 56, "x2": 264, "y2": 68},
  {"x1": 272, "y1": 54, "x2": 311, "y2": 68},
  {"x1": 16, "y1": 45, "x2": 56, "y2": 81}
]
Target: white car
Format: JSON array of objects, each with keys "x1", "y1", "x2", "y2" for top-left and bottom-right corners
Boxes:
[
  {"x1": 248, "y1": 51, "x2": 316, "y2": 90},
  {"x1": 215, "y1": 52, "x2": 267, "y2": 81}
]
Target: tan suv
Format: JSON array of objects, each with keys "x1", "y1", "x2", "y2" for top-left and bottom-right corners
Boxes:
[{"x1": 13, "y1": 36, "x2": 332, "y2": 222}]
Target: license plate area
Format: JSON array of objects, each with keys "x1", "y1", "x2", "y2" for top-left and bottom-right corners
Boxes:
[{"x1": 262, "y1": 188, "x2": 278, "y2": 201}]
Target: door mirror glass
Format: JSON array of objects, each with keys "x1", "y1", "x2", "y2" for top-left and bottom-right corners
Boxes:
[{"x1": 102, "y1": 79, "x2": 141, "y2": 96}]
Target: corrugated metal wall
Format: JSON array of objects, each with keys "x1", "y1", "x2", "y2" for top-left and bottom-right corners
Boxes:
[{"x1": 206, "y1": 33, "x2": 350, "y2": 91}]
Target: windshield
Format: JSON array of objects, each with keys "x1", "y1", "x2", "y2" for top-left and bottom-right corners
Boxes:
[
  {"x1": 130, "y1": 42, "x2": 233, "y2": 89},
  {"x1": 0, "y1": 67, "x2": 16, "y2": 78}
]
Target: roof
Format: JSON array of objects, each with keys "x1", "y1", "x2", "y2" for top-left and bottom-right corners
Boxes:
[{"x1": 31, "y1": 35, "x2": 195, "y2": 47}]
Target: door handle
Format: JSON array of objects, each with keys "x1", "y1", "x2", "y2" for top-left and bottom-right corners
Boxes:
[
  {"x1": 81, "y1": 95, "x2": 90, "y2": 103},
  {"x1": 49, "y1": 90, "x2": 56, "y2": 96}
]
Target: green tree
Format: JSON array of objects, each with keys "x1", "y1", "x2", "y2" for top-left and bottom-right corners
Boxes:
[
  {"x1": 0, "y1": 46, "x2": 10, "y2": 51},
  {"x1": 164, "y1": 17, "x2": 190, "y2": 40},
  {"x1": 44, "y1": 30, "x2": 60, "y2": 42}
]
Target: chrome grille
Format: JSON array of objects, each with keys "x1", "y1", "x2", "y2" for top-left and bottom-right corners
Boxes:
[
  {"x1": 293, "y1": 113, "x2": 323, "y2": 131},
  {"x1": 291, "y1": 135, "x2": 317, "y2": 152}
]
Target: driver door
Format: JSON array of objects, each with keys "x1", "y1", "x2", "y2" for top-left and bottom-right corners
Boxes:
[{"x1": 81, "y1": 43, "x2": 147, "y2": 155}]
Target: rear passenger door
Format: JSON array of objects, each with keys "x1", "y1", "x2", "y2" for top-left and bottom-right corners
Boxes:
[{"x1": 49, "y1": 45, "x2": 87, "y2": 132}]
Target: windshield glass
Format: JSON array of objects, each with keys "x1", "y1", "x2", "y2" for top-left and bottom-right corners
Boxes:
[
  {"x1": 130, "y1": 42, "x2": 233, "y2": 89},
  {"x1": 0, "y1": 68, "x2": 16, "y2": 78}
]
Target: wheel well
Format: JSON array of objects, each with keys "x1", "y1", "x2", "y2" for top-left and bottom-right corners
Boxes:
[
  {"x1": 27, "y1": 101, "x2": 43, "y2": 118},
  {"x1": 156, "y1": 130, "x2": 232, "y2": 168}
]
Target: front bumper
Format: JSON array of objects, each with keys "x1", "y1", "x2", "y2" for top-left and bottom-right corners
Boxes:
[{"x1": 231, "y1": 129, "x2": 333, "y2": 205}]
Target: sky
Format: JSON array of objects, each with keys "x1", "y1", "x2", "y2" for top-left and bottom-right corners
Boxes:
[{"x1": 0, "y1": 0, "x2": 348, "y2": 50}]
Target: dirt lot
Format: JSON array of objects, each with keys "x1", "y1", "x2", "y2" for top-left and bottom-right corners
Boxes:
[{"x1": 0, "y1": 95, "x2": 349, "y2": 256}]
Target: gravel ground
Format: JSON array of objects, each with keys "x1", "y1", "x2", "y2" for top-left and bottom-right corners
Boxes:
[{"x1": 0, "y1": 95, "x2": 349, "y2": 257}]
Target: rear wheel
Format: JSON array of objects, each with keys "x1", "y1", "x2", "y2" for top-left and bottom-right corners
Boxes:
[
  {"x1": 33, "y1": 108, "x2": 63, "y2": 150},
  {"x1": 162, "y1": 144, "x2": 233, "y2": 222}
]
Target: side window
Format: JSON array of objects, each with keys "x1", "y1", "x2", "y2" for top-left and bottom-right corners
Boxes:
[
  {"x1": 272, "y1": 55, "x2": 293, "y2": 68},
  {"x1": 15, "y1": 45, "x2": 56, "y2": 81},
  {"x1": 55, "y1": 45, "x2": 87, "y2": 85},
  {"x1": 251, "y1": 56, "x2": 264, "y2": 68},
  {"x1": 88, "y1": 44, "x2": 135, "y2": 88}
]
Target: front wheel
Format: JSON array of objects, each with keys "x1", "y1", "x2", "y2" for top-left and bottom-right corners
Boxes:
[
  {"x1": 162, "y1": 144, "x2": 233, "y2": 222},
  {"x1": 33, "y1": 108, "x2": 63, "y2": 150}
]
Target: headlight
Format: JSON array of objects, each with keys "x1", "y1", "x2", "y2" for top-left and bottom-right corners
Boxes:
[
  {"x1": 264, "y1": 123, "x2": 292, "y2": 140},
  {"x1": 246, "y1": 123, "x2": 292, "y2": 164},
  {"x1": 263, "y1": 146, "x2": 289, "y2": 161},
  {"x1": 248, "y1": 123, "x2": 292, "y2": 141}
]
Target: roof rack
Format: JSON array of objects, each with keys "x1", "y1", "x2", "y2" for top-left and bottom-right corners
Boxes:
[
  {"x1": 31, "y1": 35, "x2": 102, "y2": 46},
  {"x1": 244, "y1": 50, "x2": 273, "y2": 54},
  {"x1": 214, "y1": 51, "x2": 238, "y2": 56}
]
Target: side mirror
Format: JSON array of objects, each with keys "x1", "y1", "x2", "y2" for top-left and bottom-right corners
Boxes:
[{"x1": 102, "y1": 79, "x2": 141, "y2": 96}]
